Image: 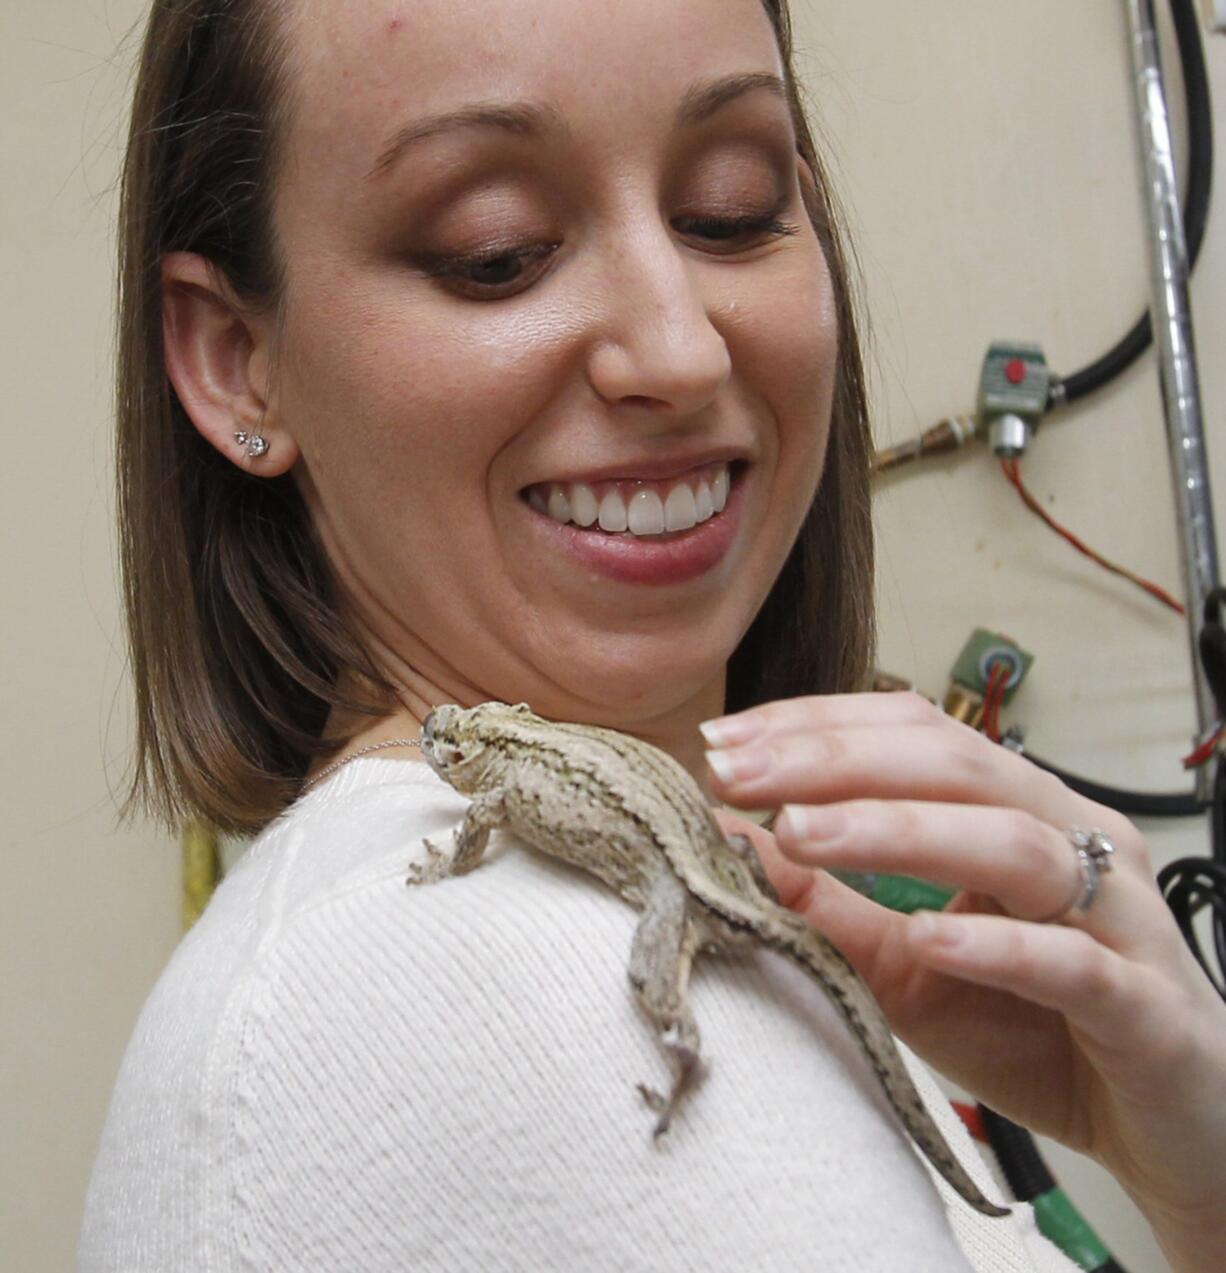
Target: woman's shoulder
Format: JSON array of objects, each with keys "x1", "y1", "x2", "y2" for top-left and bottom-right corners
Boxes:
[
  {"x1": 81, "y1": 759, "x2": 1073, "y2": 1273},
  {"x1": 105, "y1": 760, "x2": 468, "y2": 1020},
  {"x1": 223, "y1": 756, "x2": 470, "y2": 930},
  {"x1": 79, "y1": 760, "x2": 478, "y2": 1267}
]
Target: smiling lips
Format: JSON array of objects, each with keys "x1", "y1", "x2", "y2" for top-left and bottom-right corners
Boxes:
[
  {"x1": 525, "y1": 461, "x2": 731, "y2": 537},
  {"x1": 521, "y1": 459, "x2": 743, "y2": 587}
]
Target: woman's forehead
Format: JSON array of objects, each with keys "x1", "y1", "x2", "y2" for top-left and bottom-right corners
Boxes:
[{"x1": 281, "y1": 0, "x2": 785, "y2": 179}]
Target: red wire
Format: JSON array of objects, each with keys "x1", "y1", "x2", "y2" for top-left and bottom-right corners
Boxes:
[
  {"x1": 1001, "y1": 460, "x2": 1185, "y2": 616},
  {"x1": 1182, "y1": 727, "x2": 1225, "y2": 769},
  {"x1": 951, "y1": 1101, "x2": 987, "y2": 1143},
  {"x1": 980, "y1": 661, "x2": 1009, "y2": 743},
  {"x1": 1001, "y1": 461, "x2": 1218, "y2": 765}
]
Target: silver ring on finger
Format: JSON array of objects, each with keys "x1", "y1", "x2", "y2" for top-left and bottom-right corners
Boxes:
[{"x1": 1036, "y1": 827, "x2": 1116, "y2": 924}]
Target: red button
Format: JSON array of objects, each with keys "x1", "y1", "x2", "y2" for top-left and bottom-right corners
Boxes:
[{"x1": 1005, "y1": 358, "x2": 1027, "y2": 385}]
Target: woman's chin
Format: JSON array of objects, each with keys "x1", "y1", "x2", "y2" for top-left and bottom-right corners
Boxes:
[{"x1": 515, "y1": 644, "x2": 731, "y2": 728}]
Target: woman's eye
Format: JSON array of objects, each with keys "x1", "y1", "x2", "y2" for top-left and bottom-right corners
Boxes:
[
  {"x1": 677, "y1": 211, "x2": 801, "y2": 249},
  {"x1": 414, "y1": 210, "x2": 800, "y2": 300},
  {"x1": 415, "y1": 242, "x2": 558, "y2": 298}
]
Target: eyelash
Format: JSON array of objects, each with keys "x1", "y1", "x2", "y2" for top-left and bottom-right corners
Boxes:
[{"x1": 415, "y1": 211, "x2": 802, "y2": 297}]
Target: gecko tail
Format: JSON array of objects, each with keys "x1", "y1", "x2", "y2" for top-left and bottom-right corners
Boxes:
[{"x1": 771, "y1": 926, "x2": 1011, "y2": 1219}]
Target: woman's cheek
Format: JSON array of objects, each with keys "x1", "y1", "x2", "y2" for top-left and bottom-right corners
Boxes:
[{"x1": 740, "y1": 259, "x2": 837, "y2": 457}]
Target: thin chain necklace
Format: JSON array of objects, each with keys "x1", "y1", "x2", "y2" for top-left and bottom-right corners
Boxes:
[{"x1": 299, "y1": 736, "x2": 423, "y2": 795}]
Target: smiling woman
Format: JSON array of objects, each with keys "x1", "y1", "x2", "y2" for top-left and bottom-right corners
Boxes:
[
  {"x1": 117, "y1": 0, "x2": 871, "y2": 837},
  {"x1": 80, "y1": 1, "x2": 1226, "y2": 1271}
]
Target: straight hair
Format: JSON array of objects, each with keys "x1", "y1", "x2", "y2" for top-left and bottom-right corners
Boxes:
[{"x1": 116, "y1": 0, "x2": 875, "y2": 837}]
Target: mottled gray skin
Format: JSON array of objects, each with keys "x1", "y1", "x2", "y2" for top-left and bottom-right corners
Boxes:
[{"x1": 408, "y1": 701, "x2": 1008, "y2": 1218}]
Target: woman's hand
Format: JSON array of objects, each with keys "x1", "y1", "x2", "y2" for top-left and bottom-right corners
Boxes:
[{"x1": 702, "y1": 692, "x2": 1226, "y2": 1271}]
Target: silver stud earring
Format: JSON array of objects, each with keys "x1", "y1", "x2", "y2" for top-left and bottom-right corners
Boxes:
[{"x1": 234, "y1": 430, "x2": 270, "y2": 460}]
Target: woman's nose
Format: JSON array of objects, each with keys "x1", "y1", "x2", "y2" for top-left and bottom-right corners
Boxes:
[{"x1": 584, "y1": 217, "x2": 733, "y2": 417}]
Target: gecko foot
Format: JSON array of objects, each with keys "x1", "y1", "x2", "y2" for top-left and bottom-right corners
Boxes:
[
  {"x1": 405, "y1": 837, "x2": 453, "y2": 886},
  {"x1": 636, "y1": 1083, "x2": 672, "y2": 1138},
  {"x1": 637, "y1": 1029, "x2": 702, "y2": 1141}
]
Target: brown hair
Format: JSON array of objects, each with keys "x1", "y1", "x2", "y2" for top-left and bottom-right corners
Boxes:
[{"x1": 117, "y1": 0, "x2": 874, "y2": 837}]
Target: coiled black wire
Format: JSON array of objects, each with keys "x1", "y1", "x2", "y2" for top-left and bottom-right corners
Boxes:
[
  {"x1": 1051, "y1": 0, "x2": 1213, "y2": 405},
  {"x1": 1155, "y1": 590, "x2": 1226, "y2": 998}
]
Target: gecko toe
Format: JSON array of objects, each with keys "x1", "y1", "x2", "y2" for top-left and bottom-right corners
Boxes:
[
  {"x1": 407, "y1": 838, "x2": 456, "y2": 886},
  {"x1": 637, "y1": 1081, "x2": 667, "y2": 1113},
  {"x1": 637, "y1": 1081, "x2": 675, "y2": 1138}
]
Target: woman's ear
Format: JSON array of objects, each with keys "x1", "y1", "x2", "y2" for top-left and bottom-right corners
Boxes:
[{"x1": 160, "y1": 251, "x2": 299, "y2": 475}]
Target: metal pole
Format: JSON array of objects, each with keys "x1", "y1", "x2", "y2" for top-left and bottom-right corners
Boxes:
[{"x1": 1125, "y1": 0, "x2": 1221, "y2": 798}]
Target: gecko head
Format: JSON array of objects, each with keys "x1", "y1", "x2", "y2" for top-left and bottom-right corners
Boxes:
[{"x1": 420, "y1": 702, "x2": 502, "y2": 791}]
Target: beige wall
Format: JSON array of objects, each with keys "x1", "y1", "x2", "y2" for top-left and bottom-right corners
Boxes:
[
  {"x1": 3, "y1": 2, "x2": 182, "y2": 1270},
  {"x1": 3, "y1": 2, "x2": 1222, "y2": 1269}
]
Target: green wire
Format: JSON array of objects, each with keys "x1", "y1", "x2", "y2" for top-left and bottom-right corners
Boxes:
[
  {"x1": 1032, "y1": 1189, "x2": 1112, "y2": 1270},
  {"x1": 828, "y1": 869, "x2": 956, "y2": 914},
  {"x1": 868, "y1": 873, "x2": 956, "y2": 914}
]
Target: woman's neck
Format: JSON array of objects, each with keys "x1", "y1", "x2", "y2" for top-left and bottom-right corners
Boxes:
[{"x1": 308, "y1": 666, "x2": 724, "y2": 797}]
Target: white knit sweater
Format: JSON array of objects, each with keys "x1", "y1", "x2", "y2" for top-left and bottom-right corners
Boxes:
[{"x1": 79, "y1": 759, "x2": 1076, "y2": 1272}]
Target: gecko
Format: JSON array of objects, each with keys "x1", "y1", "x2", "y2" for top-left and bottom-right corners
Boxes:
[{"x1": 405, "y1": 700, "x2": 1009, "y2": 1218}]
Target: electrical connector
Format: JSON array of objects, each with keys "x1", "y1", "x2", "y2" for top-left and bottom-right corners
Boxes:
[
  {"x1": 977, "y1": 342, "x2": 1050, "y2": 459},
  {"x1": 950, "y1": 629, "x2": 1033, "y2": 698},
  {"x1": 874, "y1": 415, "x2": 979, "y2": 473}
]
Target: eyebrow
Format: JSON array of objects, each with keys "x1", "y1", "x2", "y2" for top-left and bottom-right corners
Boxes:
[{"x1": 366, "y1": 70, "x2": 789, "y2": 180}]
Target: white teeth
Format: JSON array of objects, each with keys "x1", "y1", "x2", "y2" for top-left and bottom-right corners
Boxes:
[
  {"x1": 628, "y1": 489, "x2": 665, "y2": 535},
  {"x1": 598, "y1": 489, "x2": 628, "y2": 532},
  {"x1": 546, "y1": 486, "x2": 571, "y2": 523},
  {"x1": 569, "y1": 483, "x2": 599, "y2": 527},
  {"x1": 530, "y1": 462, "x2": 733, "y2": 535},
  {"x1": 663, "y1": 483, "x2": 698, "y2": 532},
  {"x1": 711, "y1": 466, "x2": 729, "y2": 512}
]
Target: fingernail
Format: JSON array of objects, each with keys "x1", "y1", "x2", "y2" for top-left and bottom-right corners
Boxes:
[
  {"x1": 699, "y1": 713, "x2": 763, "y2": 748},
  {"x1": 911, "y1": 913, "x2": 966, "y2": 949},
  {"x1": 775, "y1": 805, "x2": 845, "y2": 843},
  {"x1": 706, "y1": 746, "x2": 768, "y2": 785}
]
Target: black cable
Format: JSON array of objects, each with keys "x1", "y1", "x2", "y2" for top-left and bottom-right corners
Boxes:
[
  {"x1": 978, "y1": 1106, "x2": 1055, "y2": 1200},
  {"x1": 1051, "y1": 0, "x2": 1213, "y2": 406},
  {"x1": 1153, "y1": 593, "x2": 1226, "y2": 996},
  {"x1": 979, "y1": 1107, "x2": 1124, "y2": 1272},
  {"x1": 1024, "y1": 752, "x2": 1205, "y2": 818},
  {"x1": 1159, "y1": 855, "x2": 1226, "y2": 991},
  {"x1": 1024, "y1": 746, "x2": 1224, "y2": 996},
  {"x1": 1157, "y1": 747, "x2": 1226, "y2": 996},
  {"x1": 1197, "y1": 587, "x2": 1226, "y2": 721}
]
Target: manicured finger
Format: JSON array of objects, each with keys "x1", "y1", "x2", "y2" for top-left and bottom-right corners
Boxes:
[
  {"x1": 773, "y1": 799, "x2": 1159, "y2": 944},
  {"x1": 705, "y1": 721, "x2": 1076, "y2": 827},
  {"x1": 701, "y1": 690, "x2": 940, "y2": 748}
]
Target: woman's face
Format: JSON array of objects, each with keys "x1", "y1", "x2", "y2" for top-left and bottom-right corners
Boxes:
[{"x1": 268, "y1": 0, "x2": 838, "y2": 730}]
